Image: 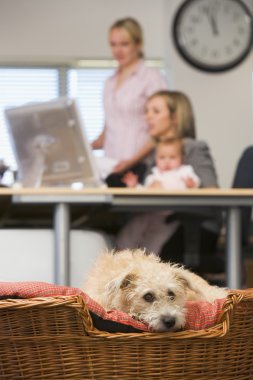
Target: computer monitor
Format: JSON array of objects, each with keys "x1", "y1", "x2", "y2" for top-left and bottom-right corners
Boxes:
[{"x1": 4, "y1": 97, "x2": 102, "y2": 187}]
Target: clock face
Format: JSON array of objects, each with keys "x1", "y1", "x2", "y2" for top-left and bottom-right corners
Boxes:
[{"x1": 173, "y1": 0, "x2": 253, "y2": 72}]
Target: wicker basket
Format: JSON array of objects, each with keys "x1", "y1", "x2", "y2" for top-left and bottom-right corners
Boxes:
[{"x1": 0, "y1": 291, "x2": 253, "y2": 380}]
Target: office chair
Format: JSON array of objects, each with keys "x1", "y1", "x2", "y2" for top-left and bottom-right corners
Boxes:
[
  {"x1": 160, "y1": 209, "x2": 223, "y2": 273},
  {"x1": 160, "y1": 146, "x2": 253, "y2": 271}
]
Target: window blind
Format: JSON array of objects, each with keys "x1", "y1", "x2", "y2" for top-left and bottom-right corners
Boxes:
[
  {"x1": 0, "y1": 68, "x2": 59, "y2": 168},
  {"x1": 67, "y1": 68, "x2": 113, "y2": 142},
  {"x1": 0, "y1": 62, "x2": 165, "y2": 171}
]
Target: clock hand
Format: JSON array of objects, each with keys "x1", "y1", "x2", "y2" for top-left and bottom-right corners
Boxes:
[
  {"x1": 210, "y1": 13, "x2": 219, "y2": 36},
  {"x1": 203, "y1": 5, "x2": 219, "y2": 36}
]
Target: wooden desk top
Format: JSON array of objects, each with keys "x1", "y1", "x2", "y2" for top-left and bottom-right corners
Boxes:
[
  {"x1": 0, "y1": 187, "x2": 252, "y2": 229},
  {"x1": 1, "y1": 187, "x2": 253, "y2": 210},
  {"x1": 1, "y1": 186, "x2": 253, "y2": 197}
]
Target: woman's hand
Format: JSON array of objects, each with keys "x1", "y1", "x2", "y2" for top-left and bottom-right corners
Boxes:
[
  {"x1": 91, "y1": 130, "x2": 105, "y2": 150},
  {"x1": 122, "y1": 171, "x2": 138, "y2": 188},
  {"x1": 91, "y1": 139, "x2": 102, "y2": 150},
  {"x1": 111, "y1": 139, "x2": 154, "y2": 174},
  {"x1": 112, "y1": 159, "x2": 133, "y2": 173}
]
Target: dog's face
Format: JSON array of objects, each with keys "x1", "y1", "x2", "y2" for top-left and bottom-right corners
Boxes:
[
  {"x1": 84, "y1": 250, "x2": 227, "y2": 332},
  {"x1": 106, "y1": 264, "x2": 190, "y2": 332}
]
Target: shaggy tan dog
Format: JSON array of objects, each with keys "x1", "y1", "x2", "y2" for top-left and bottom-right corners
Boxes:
[{"x1": 83, "y1": 249, "x2": 227, "y2": 332}]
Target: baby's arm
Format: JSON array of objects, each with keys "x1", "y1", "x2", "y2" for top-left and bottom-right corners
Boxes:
[
  {"x1": 145, "y1": 170, "x2": 163, "y2": 189},
  {"x1": 184, "y1": 177, "x2": 199, "y2": 188},
  {"x1": 147, "y1": 180, "x2": 163, "y2": 189}
]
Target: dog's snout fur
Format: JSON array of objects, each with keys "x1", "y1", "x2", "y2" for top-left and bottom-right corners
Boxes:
[{"x1": 83, "y1": 249, "x2": 228, "y2": 332}]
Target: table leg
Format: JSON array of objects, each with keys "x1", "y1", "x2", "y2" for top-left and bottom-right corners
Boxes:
[
  {"x1": 53, "y1": 203, "x2": 70, "y2": 286},
  {"x1": 226, "y1": 207, "x2": 242, "y2": 289}
]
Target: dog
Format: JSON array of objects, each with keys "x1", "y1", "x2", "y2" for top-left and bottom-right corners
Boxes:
[{"x1": 83, "y1": 249, "x2": 227, "y2": 332}]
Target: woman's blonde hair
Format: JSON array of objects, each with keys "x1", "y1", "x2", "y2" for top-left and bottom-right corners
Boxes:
[
  {"x1": 148, "y1": 90, "x2": 196, "y2": 139},
  {"x1": 169, "y1": 91, "x2": 196, "y2": 138},
  {"x1": 110, "y1": 17, "x2": 144, "y2": 58}
]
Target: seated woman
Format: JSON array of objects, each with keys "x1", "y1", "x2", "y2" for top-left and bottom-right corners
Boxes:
[
  {"x1": 106, "y1": 90, "x2": 196, "y2": 184},
  {"x1": 115, "y1": 90, "x2": 222, "y2": 268},
  {"x1": 116, "y1": 137, "x2": 201, "y2": 254}
]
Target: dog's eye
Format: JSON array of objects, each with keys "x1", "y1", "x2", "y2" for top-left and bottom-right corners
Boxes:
[
  {"x1": 143, "y1": 292, "x2": 155, "y2": 303},
  {"x1": 168, "y1": 291, "x2": 175, "y2": 300}
]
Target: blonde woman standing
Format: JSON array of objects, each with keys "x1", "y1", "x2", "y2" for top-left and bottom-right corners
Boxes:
[{"x1": 92, "y1": 17, "x2": 168, "y2": 180}]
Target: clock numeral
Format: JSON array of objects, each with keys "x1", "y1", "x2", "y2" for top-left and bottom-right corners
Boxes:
[
  {"x1": 225, "y1": 46, "x2": 233, "y2": 55},
  {"x1": 211, "y1": 50, "x2": 219, "y2": 58},
  {"x1": 233, "y1": 11, "x2": 241, "y2": 22},
  {"x1": 190, "y1": 38, "x2": 198, "y2": 46},
  {"x1": 190, "y1": 15, "x2": 200, "y2": 24},
  {"x1": 200, "y1": 5, "x2": 209, "y2": 15},
  {"x1": 201, "y1": 46, "x2": 208, "y2": 56},
  {"x1": 238, "y1": 26, "x2": 245, "y2": 34},
  {"x1": 186, "y1": 26, "x2": 194, "y2": 33},
  {"x1": 233, "y1": 38, "x2": 241, "y2": 46},
  {"x1": 223, "y1": 3, "x2": 231, "y2": 14}
]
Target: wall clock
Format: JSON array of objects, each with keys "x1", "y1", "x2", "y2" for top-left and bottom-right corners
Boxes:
[{"x1": 172, "y1": 0, "x2": 253, "y2": 72}]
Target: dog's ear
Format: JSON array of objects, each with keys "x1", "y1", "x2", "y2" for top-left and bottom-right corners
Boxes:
[
  {"x1": 106, "y1": 272, "x2": 137, "y2": 295},
  {"x1": 174, "y1": 271, "x2": 208, "y2": 300},
  {"x1": 120, "y1": 273, "x2": 137, "y2": 289},
  {"x1": 174, "y1": 273, "x2": 190, "y2": 290}
]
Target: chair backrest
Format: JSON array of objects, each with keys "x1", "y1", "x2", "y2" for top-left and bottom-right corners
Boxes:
[{"x1": 233, "y1": 146, "x2": 253, "y2": 188}]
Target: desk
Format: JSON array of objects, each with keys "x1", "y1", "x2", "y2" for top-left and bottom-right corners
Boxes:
[{"x1": 1, "y1": 187, "x2": 252, "y2": 289}]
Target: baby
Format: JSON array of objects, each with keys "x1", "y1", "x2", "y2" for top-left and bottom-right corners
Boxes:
[
  {"x1": 117, "y1": 138, "x2": 200, "y2": 255},
  {"x1": 123, "y1": 138, "x2": 200, "y2": 190}
]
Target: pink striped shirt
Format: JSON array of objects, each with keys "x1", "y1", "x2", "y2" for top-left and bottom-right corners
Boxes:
[{"x1": 103, "y1": 60, "x2": 168, "y2": 160}]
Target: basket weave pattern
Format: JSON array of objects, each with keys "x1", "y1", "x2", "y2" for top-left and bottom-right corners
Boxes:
[{"x1": 0, "y1": 291, "x2": 253, "y2": 379}]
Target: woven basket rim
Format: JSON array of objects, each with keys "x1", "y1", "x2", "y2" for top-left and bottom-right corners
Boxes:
[{"x1": 0, "y1": 289, "x2": 251, "y2": 340}]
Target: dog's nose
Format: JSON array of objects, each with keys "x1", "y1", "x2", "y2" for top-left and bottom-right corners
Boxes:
[{"x1": 162, "y1": 317, "x2": 176, "y2": 330}]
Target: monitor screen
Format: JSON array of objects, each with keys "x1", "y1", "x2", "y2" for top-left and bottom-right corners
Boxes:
[{"x1": 5, "y1": 98, "x2": 102, "y2": 188}]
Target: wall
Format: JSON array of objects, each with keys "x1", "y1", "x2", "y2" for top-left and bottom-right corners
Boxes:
[
  {"x1": 166, "y1": 0, "x2": 253, "y2": 188},
  {"x1": 0, "y1": 229, "x2": 111, "y2": 287},
  {"x1": 0, "y1": 0, "x2": 165, "y2": 60},
  {"x1": 0, "y1": 0, "x2": 252, "y2": 187}
]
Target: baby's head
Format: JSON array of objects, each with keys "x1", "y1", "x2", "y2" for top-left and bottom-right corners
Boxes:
[{"x1": 155, "y1": 138, "x2": 183, "y2": 172}]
